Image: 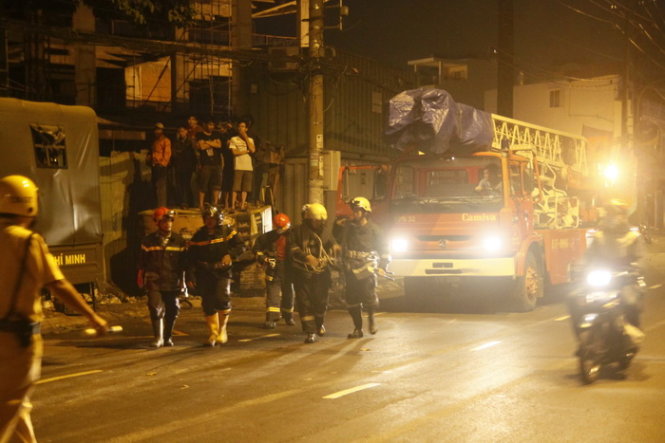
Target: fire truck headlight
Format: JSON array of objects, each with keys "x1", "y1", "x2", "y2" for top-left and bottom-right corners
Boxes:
[
  {"x1": 586, "y1": 269, "x2": 612, "y2": 287},
  {"x1": 603, "y1": 164, "x2": 619, "y2": 183},
  {"x1": 482, "y1": 235, "x2": 503, "y2": 254},
  {"x1": 390, "y1": 237, "x2": 410, "y2": 254}
]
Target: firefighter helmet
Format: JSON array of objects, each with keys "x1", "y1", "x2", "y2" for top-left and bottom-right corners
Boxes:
[
  {"x1": 0, "y1": 175, "x2": 39, "y2": 217},
  {"x1": 302, "y1": 203, "x2": 327, "y2": 221},
  {"x1": 153, "y1": 207, "x2": 175, "y2": 223},
  {"x1": 201, "y1": 204, "x2": 224, "y2": 225},
  {"x1": 350, "y1": 196, "x2": 372, "y2": 213},
  {"x1": 274, "y1": 213, "x2": 291, "y2": 229}
]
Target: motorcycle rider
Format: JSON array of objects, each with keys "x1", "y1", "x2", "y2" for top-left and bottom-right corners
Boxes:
[
  {"x1": 253, "y1": 213, "x2": 296, "y2": 329},
  {"x1": 569, "y1": 199, "x2": 645, "y2": 342},
  {"x1": 289, "y1": 203, "x2": 337, "y2": 344},
  {"x1": 137, "y1": 207, "x2": 188, "y2": 348},
  {"x1": 188, "y1": 205, "x2": 243, "y2": 346},
  {"x1": 334, "y1": 197, "x2": 390, "y2": 338}
]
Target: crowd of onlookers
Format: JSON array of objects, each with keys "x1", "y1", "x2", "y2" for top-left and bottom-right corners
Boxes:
[{"x1": 148, "y1": 116, "x2": 284, "y2": 211}]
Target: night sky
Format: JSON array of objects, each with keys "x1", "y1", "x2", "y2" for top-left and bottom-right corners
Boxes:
[{"x1": 258, "y1": 0, "x2": 628, "y2": 81}]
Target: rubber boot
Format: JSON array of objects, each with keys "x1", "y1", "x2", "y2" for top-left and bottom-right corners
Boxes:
[
  {"x1": 264, "y1": 313, "x2": 276, "y2": 329},
  {"x1": 347, "y1": 306, "x2": 363, "y2": 339},
  {"x1": 368, "y1": 309, "x2": 377, "y2": 335},
  {"x1": 304, "y1": 333, "x2": 317, "y2": 344},
  {"x1": 283, "y1": 312, "x2": 296, "y2": 326},
  {"x1": 218, "y1": 312, "x2": 230, "y2": 344},
  {"x1": 206, "y1": 314, "x2": 220, "y2": 347},
  {"x1": 315, "y1": 316, "x2": 326, "y2": 336},
  {"x1": 150, "y1": 318, "x2": 164, "y2": 348},
  {"x1": 163, "y1": 316, "x2": 176, "y2": 347}
]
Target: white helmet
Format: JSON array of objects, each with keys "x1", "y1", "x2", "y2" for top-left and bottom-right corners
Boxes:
[
  {"x1": 350, "y1": 196, "x2": 372, "y2": 213},
  {"x1": 302, "y1": 203, "x2": 327, "y2": 221},
  {"x1": 0, "y1": 175, "x2": 39, "y2": 217}
]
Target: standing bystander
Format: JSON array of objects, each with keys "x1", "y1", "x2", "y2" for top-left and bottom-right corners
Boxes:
[
  {"x1": 229, "y1": 120, "x2": 255, "y2": 210},
  {"x1": 196, "y1": 120, "x2": 223, "y2": 209},
  {"x1": 151, "y1": 122, "x2": 172, "y2": 208},
  {"x1": 171, "y1": 127, "x2": 197, "y2": 208}
]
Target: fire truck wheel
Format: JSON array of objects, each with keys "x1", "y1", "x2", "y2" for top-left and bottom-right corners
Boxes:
[{"x1": 512, "y1": 251, "x2": 543, "y2": 312}]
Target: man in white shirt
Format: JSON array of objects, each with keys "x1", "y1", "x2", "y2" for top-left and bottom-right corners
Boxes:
[{"x1": 229, "y1": 120, "x2": 256, "y2": 210}]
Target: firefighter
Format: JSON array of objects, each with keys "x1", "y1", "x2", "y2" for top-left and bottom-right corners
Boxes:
[
  {"x1": 289, "y1": 203, "x2": 337, "y2": 344},
  {"x1": 137, "y1": 207, "x2": 187, "y2": 348},
  {"x1": 334, "y1": 196, "x2": 390, "y2": 338},
  {"x1": 188, "y1": 205, "x2": 243, "y2": 346},
  {"x1": 0, "y1": 175, "x2": 107, "y2": 442},
  {"x1": 253, "y1": 213, "x2": 296, "y2": 329}
]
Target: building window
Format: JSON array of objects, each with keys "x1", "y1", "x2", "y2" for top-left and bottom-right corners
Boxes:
[
  {"x1": 31, "y1": 124, "x2": 68, "y2": 169},
  {"x1": 549, "y1": 89, "x2": 561, "y2": 108}
]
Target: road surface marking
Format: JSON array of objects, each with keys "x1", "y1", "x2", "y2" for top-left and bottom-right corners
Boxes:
[
  {"x1": 649, "y1": 283, "x2": 662, "y2": 289},
  {"x1": 554, "y1": 315, "x2": 570, "y2": 321},
  {"x1": 36, "y1": 369, "x2": 103, "y2": 385},
  {"x1": 323, "y1": 383, "x2": 381, "y2": 399},
  {"x1": 471, "y1": 341, "x2": 501, "y2": 351},
  {"x1": 238, "y1": 333, "x2": 280, "y2": 343}
]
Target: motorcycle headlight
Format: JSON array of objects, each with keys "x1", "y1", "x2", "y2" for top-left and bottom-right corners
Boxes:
[
  {"x1": 586, "y1": 270, "x2": 612, "y2": 287},
  {"x1": 482, "y1": 235, "x2": 503, "y2": 254},
  {"x1": 390, "y1": 236, "x2": 409, "y2": 254}
]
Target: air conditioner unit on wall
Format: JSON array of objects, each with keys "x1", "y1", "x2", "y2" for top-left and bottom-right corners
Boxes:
[{"x1": 268, "y1": 46, "x2": 301, "y2": 71}]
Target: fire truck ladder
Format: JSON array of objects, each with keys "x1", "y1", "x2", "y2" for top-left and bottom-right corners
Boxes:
[
  {"x1": 490, "y1": 114, "x2": 588, "y2": 177},
  {"x1": 490, "y1": 114, "x2": 588, "y2": 229}
]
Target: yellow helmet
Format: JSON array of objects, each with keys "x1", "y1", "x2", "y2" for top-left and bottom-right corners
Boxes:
[
  {"x1": 0, "y1": 175, "x2": 39, "y2": 217},
  {"x1": 302, "y1": 203, "x2": 327, "y2": 221},
  {"x1": 350, "y1": 196, "x2": 372, "y2": 213}
]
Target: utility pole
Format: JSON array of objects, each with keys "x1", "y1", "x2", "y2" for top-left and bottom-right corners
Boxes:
[
  {"x1": 308, "y1": 0, "x2": 325, "y2": 203},
  {"x1": 497, "y1": 0, "x2": 514, "y2": 117}
]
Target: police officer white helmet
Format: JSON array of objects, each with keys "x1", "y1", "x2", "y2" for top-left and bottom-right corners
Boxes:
[{"x1": 0, "y1": 175, "x2": 39, "y2": 217}]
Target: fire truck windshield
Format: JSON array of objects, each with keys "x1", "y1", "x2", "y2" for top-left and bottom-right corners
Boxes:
[{"x1": 392, "y1": 157, "x2": 504, "y2": 213}]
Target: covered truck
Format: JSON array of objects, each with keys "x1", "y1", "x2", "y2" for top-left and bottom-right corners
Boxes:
[{"x1": 0, "y1": 98, "x2": 103, "y2": 295}]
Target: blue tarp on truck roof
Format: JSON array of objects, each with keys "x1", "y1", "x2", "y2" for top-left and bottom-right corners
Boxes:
[{"x1": 386, "y1": 88, "x2": 494, "y2": 154}]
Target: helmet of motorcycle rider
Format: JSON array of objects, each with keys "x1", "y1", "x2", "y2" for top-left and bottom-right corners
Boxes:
[
  {"x1": 201, "y1": 204, "x2": 224, "y2": 225},
  {"x1": 0, "y1": 175, "x2": 39, "y2": 217},
  {"x1": 349, "y1": 196, "x2": 372, "y2": 213},
  {"x1": 600, "y1": 199, "x2": 630, "y2": 234},
  {"x1": 153, "y1": 207, "x2": 175, "y2": 223},
  {"x1": 302, "y1": 203, "x2": 327, "y2": 221},
  {"x1": 274, "y1": 213, "x2": 291, "y2": 230}
]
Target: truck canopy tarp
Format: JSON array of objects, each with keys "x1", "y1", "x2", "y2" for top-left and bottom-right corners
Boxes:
[
  {"x1": 386, "y1": 88, "x2": 493, "y2": 154},
  {"x1": 0, "y1": 98, "x2": 102, "y2": 246}
]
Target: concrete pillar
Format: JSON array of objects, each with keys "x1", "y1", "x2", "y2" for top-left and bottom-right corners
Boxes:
[
  {"x1": 171, "y1": 28, "x2": 188, "y2": 113},
  {"x1": 72, "y1": 4, "x2": 96, "y2": 106}
]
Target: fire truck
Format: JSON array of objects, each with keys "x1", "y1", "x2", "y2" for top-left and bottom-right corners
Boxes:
[{"x1": 385, "y1": 113, "x2": 600, "y2": 311}]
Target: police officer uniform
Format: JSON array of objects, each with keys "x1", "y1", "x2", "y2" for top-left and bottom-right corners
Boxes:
[
  {"x1": 188, "y1": 209, "x2": 243, "y2": 345},
  {"x1": 0, "y1": 175, "x2": 106, "y2": 443},
  {"x1": 138, "y1": 210, "x2": 187, "y2": 347},
  {"x1": 253, "y1": 219, "x2": 295, "y2": 328}
]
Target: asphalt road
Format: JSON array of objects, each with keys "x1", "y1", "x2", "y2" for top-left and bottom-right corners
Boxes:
[{"x1": 33, "y1": 246, "x2": 665, "y2": 442}]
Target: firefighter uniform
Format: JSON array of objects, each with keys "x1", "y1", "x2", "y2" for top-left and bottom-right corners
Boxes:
[
  {"x1": 254, "y1": 229, "x2": 295, "y2": 326},
  {"x1": 289, "y1": 222, "x2": 335, "y2": 341},
  {"x1": 335, "y1": 218, "x2": 389, "y2": 335},
  {"x1": 138, "y1": 229, "x2": 187, "y2": 346},
  {"x1": 188, "y1": 222, "x2": 242, "y2": 345}
]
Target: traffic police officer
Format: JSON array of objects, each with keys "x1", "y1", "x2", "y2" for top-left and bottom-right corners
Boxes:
[
  {"x1": 253, "y1": 213, "x2": 296, "y2": 329},
  {"x1": 334, "y1": 197, "x2": 390, "y2": 338},
  {"x1": 289, "y1": 203, "x2": 337, "y2": 344},
  {"x1": 188, "y1": 205, "x2": 243, "y2": 346},
  {"x1": 0, "y1": 175, "x2": 107, "y2": 442},
  {"x1": 137, "y1": 207, "x2": 188, "y2": 348}
]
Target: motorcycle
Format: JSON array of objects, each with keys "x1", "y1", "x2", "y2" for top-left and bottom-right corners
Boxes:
[{"x1": 569, "y1": 267, "x2": 646, "y2": 384}]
